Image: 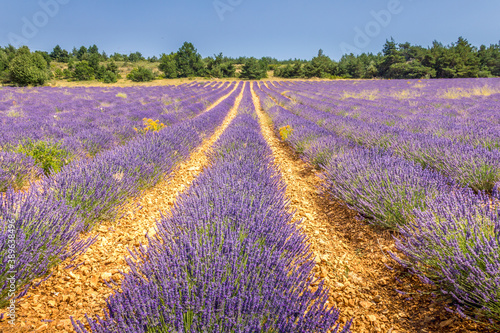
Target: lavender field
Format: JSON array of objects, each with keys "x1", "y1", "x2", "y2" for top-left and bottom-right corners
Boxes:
[
  {"x1": 1, "y1": 78, "x2": 500, "y2": 332},
  {"x1": 258, "y1": 78, "x2": 500, "y2": 330}
]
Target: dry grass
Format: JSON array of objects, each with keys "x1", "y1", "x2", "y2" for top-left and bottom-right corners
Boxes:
[
  {"x1": 440, "y1": 85, "x2": 500, "y2": 99},
  {"x1": 390, "y1": 89, "x2": 423, "y2": 100},
  {"x1": 47, "y1": 77, "x2": 205, "y2": 87}
]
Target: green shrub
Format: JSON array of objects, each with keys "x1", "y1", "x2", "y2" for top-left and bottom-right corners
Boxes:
[
  {"x1": 102, "y1": 70, "x2": 118, "y2": 83},
  {"x1": 62, "y1": 68, "x2": 73, "y2": 79},
  {"x1": 54, "y1": 67, "x2": 63, "y2": 79},
  {"x1": 106, "y1": 61, "x2": 119, "y2": 74},
  {"x1": 9, "y1": 48, "x2": 49, "y2": 86},
  {"x1": 15, "y1": 139, "x2": 72, "y2": 175},
  {"x1": 127, "y1": 66, "x2": 154, "y2": 82},
  {"x1": 73, "y1": 61, "x2": 95, "y2": 81}
]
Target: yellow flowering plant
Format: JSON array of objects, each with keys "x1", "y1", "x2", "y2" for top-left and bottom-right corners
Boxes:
[
  {"x1": 279, "y1": 125, "x2": 293, "y2": 141},
  {"x1": 134, "y1": 118, "x2": 166, "y2": 135}
]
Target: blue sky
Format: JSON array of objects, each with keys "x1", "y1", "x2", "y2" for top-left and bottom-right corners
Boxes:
[{"x1": 1, "y1": 0, "x2": 499, "y2": 60}]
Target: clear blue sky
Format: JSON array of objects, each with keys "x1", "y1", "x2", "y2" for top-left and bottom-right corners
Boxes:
[{"x1": 1, "y1": 0, "x2": 499, "y2": 60}]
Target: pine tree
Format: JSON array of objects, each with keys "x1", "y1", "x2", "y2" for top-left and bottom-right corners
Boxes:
[
  {"x1": 175, "y1": 42, "x2": 204, "y2": 77},
  {"x1": 159, "y1": 53, "x2": 178, "y2": 78}
]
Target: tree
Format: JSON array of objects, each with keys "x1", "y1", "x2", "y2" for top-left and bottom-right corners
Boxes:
[
  {"x1": 9, "y1": 47, "x2": 49, "y2": 86},
  {"x1": 357, "y1": 53, "x2": 381, "y2": 78},
  {"x1": 205, "y1": 53, "x2": 235, "y2": 78},
  {"x1": 2, "y1": 45, "x2": 17, "y2": 61},
  {"x1": 128, "y1": 52, "x2": 144, "y2": 62},
  {"x1": 87, "y1": 53, "x2": 101, "y2": 71},
  {"x1": 175, "y1": 42, "x2": 204, "y2": 77},
  {"x1": 452, "y1": 37, "x2": 480, "y2": 77},
  {"x1": 206, "y1": 52, "x2": 223, "y2": 78},
  {"x1": 365, "y1": 60, "x2": 378, "y2": 78},
  {"x1": 478, "y1": 43, "x2": 500, "y2": 77},
  {"x1": 303, "y1": 49, "x2": 334, "y2": 78},
  {"x1": 274, "y1": 64, "x2": 293, "y2": 78},
  {"x1": 51, "y1": 45, "x2": 64, "y2": 61},
  {"x1": 0, "y1": 50, "x2": 9, "y2": 81},
  {"x1": 274, "y1": 62, "x2": 303, "y2": 78},
  {"x1": 159, "y1": 53, "x2": 178, "y2": 78},
  {"x1": 102, "y1": 70, "x2": 118, "y2": 83},
  {"x1": 35, "y1": 51, "x2": 51, "y2": 65},
  {"x1": 106, "y1": 61, "x2": 119, "y2": 75},
  {"x1": 219, "y1": 61, "x2": 235, "y2": 77},
  {"x1": 378, "y1": 38, "x2": 405, "y2": 77},
  {"x1": 386, "y1": 61, "x2": 435, "y2": 79},
  {"x1": 76, "y1": 46, "x2": 87, "y2": 61},
  {"x1": 86, "y1": 53, "x2": 108, "y2": 80},
  {"x1": 110, "y1": 53, "x2": 125, "y2": 62},
  {"x1": 240, "y1": 57, "x2": 267, "y2": 79},
  {"x1": 88, "y1": 44, "x2": 99, "y2": 55}
]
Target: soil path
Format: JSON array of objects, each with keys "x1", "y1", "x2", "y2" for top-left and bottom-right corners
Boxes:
[
  {"x1": 0, "y1": 83, "x2": 245, "y2": 333},
  {"x1": 251, "y1": 83, "x2": 490, "y2": 333}
]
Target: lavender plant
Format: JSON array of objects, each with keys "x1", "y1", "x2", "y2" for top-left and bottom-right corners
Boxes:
[
  {"x1": 395, "y1": 188, "x2": 500, "y2": 325},
  {"x1": 322, "y1": 147, "x2": 456, "y2": 229},
  {"x1": 0, "y1": 188, "x2": 95, "y2": 307},
  {"x1": 0, "y1": 152, "x2": 42, "y2": 191}
]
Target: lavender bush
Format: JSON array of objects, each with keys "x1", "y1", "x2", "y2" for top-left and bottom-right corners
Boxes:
[
  {"x1": 0, "y1": 151, "x2": 42, "y2": 191},
  {"x1": 0, "y1": 188, "x2": 95, "y2": 307},
  {"x1": 395, "y1": 188, "x2": 500, "y2": 324},
  {"x1": 322, "y1": 147, "x2": 458, "y2": 229}
]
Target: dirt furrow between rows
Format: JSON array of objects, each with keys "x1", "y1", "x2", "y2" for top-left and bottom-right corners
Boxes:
[
  {"x1": 0, "y1": 83, "x2": 245, "y2": 333},
  {"x1": 250, "y1": 83, "x2": 489, "y2": 333}
]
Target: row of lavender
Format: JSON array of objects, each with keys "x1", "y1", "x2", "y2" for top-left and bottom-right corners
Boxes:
[
  {"x1": 0, "y1": 82, "x2": 213, "y2": 150},
  {"x1": 0, "y1": 82, "x2": 235, "y2": 191},
  {"x1": 254, "y1": 82, "x2": 500, "y2": 327},
  {"x1": 73, "y1": 84, "x2": 351, "y2": 333},
  {"x1": 276, "y1": 81, "x2": 500, "y2": 156},
  {"x1": 0, "y1": 83, "x2": 243, "y2": 310},
  {"x1": 263, "y1": 81, "x2": 500, "y2": 193},
  {"x1": 275, "y1": 78, "x2": 500, "y2": 131}
]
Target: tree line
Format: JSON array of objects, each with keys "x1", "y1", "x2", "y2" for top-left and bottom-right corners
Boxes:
[
  {"x1": 0, "y1": 37, "x2": 498, "y2": 86},
  {"x1": 276, "y1": 37, "x2": 500, "y2": 79}
]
